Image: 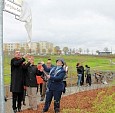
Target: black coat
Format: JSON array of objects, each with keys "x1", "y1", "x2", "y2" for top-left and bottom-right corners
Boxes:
[
  {"x1": 76, "y1": 66, "x2": 83, "y2": 74},
  {"x1": 24, "y1": 63, "x2": 43, "y2": 87},
  {"x1": 10, "y1": 57, "x2": 25, "y2": 92}
]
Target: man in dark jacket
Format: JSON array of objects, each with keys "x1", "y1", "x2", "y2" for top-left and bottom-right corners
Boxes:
[
  {"x1": 24, "y1": 56, "x2": 43, "y2": 111},
  {"x1": 10, "y1": 51, "x2": 26, "y2": 113},
  {"x1": 41, "y1": 58, "x2": 66, "y2": 113}
]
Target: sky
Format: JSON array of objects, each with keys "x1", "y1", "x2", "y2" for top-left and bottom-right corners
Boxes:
[{"x1": 3, "y1": 0, "x2": 115, "y2": 53}]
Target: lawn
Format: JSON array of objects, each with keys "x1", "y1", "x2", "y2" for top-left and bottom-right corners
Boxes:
[{"x1": 4, "y1": 54, "x2": 115, "y2": 85}]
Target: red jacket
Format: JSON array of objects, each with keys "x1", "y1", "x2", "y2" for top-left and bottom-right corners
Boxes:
[{"x1": 36, "y1": 76, "x2": 43, "y2": 84}]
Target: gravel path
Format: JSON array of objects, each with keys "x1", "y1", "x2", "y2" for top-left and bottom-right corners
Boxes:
[{"x1": 5, "y1": 83, "x2": 113, "y2": 113}]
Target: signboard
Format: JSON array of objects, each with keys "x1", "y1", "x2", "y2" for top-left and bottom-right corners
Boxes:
[
  {"x1": 4, "y1": 0, "x2": 21, "y2": 16},
  {"x1": 14, "y1": 0, "x2": 23, "y2": 5}
]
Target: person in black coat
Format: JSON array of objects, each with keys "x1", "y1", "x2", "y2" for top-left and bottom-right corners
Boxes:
[{"x1": 10, "y1": 51, "x2": 27, "y2": 113}]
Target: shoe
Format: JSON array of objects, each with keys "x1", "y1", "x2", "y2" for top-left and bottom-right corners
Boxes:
[
  {"x1": 42, "y1": 109, "x2": 48, "y2": 113},
  {"x1": 40, "y1": 98, "x2": 44, "y2": 101},
  {"x1": 55, "y1": 111, "x2": 59, "y2": 113},
  {"x1": 13, "y1": 109, "x2": 17, "y2": 113},
  {"x1": 33, "y1": 109, "x2": 37, "y2": 111},
  {"x1": 18, "y1": 109, "x2": 22, "y2": 112},
  {"x1": 4, "y1": 97, "x2": 7, "y2": 102},
  {"x1": 55, "y1": 109, "x2": 60, "y2": 113},
  {"x1": 23, "y1": 101, "x2": 26, "y2": 106},
  {"x1": 27, "y1": 108, "x2": 32, "y2": 110}
]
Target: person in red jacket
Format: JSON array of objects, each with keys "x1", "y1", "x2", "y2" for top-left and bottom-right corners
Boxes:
[{"x1": 36, "y1": 63, "x2": 44, "y2": 98}]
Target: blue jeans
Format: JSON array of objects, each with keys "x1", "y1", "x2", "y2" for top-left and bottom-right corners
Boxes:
[{"x1": 77, "y1": 74, "x2": 82, "y2": 87}]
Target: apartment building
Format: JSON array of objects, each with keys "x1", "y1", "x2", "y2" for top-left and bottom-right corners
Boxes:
[
  {"x1": 3, "y1": 41, "x2": 54, "y2": 55},
  {"x1": 39, "y1": 41, "x2": 54, "y2": 54}
]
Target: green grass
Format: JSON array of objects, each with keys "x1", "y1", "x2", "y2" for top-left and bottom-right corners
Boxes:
[
  {"x1": 4, "y1": 75, "x2": 11, "y2": 85},
  {"x1": 92, "y1": 88, "x2": 115, "y2": 113},
  {"x1": 3, "y1": 55, "x2": 115, "y2": 85},
  {"x1": 111, "y1": 80, "x2": 115, "y2": 85}
]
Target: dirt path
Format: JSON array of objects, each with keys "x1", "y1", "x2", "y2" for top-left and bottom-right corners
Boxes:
[{"x1": 5, "y1": 83, "x2": 114, "y2": 113}]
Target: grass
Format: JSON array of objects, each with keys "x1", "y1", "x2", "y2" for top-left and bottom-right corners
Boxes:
[
  {"x1": 61, "y1": 87, "x2": 115, "y2": 113},
  {"x1": 92, "y1": 87, "x2": 115, "y2": 113},
  {"x1": 111, "y1": 80, "x2": 115, "y2": 85},
  {"x1": 3, "y1": 54, "x2": 115, "y2": 85},
  {"x1": 4, "y1": 75, "x2": 11, "y2": 85}
]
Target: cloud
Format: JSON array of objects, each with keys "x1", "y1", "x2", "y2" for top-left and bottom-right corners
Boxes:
[{"x1": 3, "y1": 0, "x2": 115, "y2": 53}]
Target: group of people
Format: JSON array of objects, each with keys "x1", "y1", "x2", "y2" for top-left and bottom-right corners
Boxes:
[
  {"x1": 10, "y1": 51, "x2": 68, "y2": 113},
  {"x1": 76, "y1": 63, "x2": 91, "y2": 87}
]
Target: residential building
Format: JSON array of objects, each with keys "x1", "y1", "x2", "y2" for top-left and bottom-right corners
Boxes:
[{"x1": 3, "y1": 41, "x2": 54, "y2": 55}]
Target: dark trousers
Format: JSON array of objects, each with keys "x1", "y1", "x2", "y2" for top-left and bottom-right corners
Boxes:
[
  {"x1": 80, "y1": 74, "x2": 84, "y2": 85},
  {"x1": 22, "y1": 89, "x2": 26, "y2": 104},
  {"x1": 43, "y1": 90, "x2": 62, "y2": 112},
  {"x1": 63, "y1": 81, "x2": 67, "y2": 93},
  {"x1": 86, "y1": 74, "x2": 91, "y2": 86},
  {"x1": 37, "y1": 83, "x2": 43, "y2": 95},
  {"x1": 12, "y1": 92, "x2": 23, "y2": 110},
  {"x1": 40, "y1": 83, "x2": 43, "y2": 95}
]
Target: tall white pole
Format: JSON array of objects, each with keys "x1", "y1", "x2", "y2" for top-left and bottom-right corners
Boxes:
[{"x1": 0, "y1": 0, "x2": 5, "y2": 113}]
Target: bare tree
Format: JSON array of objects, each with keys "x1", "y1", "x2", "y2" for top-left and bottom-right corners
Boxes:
[
  {"x1": 78, "y1": 48, "x2": 82, "y2": 54},
  {"x1": 48, "y1": 48, "x2": 53, "y2": 55},
  {"x1": 42, "y1": 49, "x2": 46, "y2": 54},
  {"x1": 36, "y1": 43, "x2": 40, "y2": 54},
  {"x1": 72, "y1": 48, "x2": 75, "y2": 54},
  {"x1": 96, "y1": 50, "x2": 99, "y2": 54},
  {"x1": 63, "y1": 47, "x2": 69, "y2": 55},
  {"x1": 54, "y1": 46, "x2": 60, "y2": 55},
  {"x1": 103, "y1": 47, "x2": 109, "y2": 52},
  {"x1": 86, "y1": 48, "x2": 89, "y2": 54}
]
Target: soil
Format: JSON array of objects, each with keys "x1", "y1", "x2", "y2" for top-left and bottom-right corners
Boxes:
[{"x1": 18, "y1": 86, "x2": 115, "y2": 113}]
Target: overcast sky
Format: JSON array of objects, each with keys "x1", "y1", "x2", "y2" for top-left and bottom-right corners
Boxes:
[{"x1": 3, "y1": 0, "x2": 115, "y2": 53}]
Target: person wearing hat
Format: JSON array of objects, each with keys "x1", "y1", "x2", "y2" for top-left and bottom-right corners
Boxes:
[{"x1": 41, "y1": 58, "x2": 66, "y2": 113}]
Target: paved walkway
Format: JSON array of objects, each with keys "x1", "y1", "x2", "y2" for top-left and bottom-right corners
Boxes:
[{"x1": 5, "y1": 83, "x2": 113, "y2": 113}]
